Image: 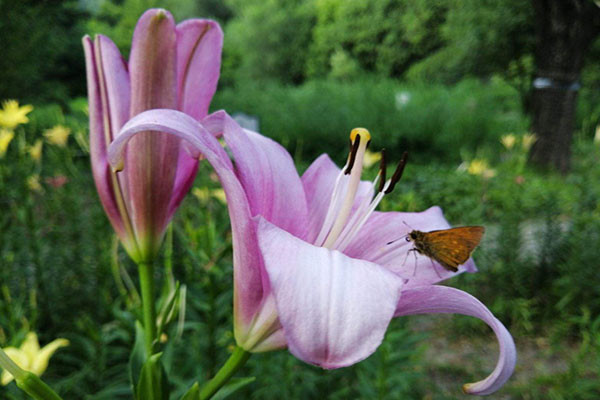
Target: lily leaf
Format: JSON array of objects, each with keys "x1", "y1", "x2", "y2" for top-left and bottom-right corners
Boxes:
[
  {"x1": 212, "y1": 377, "x2": 255, "y2": 400},
  {"x1": 157, "y1": 281, "x2": 181, "y2": 336},
  {"x1": 129, "y1": 321, "x2": 147, "y2": 397},
  {"x1": 180, "y1": 382, "x2": 200, "y2": 400}
]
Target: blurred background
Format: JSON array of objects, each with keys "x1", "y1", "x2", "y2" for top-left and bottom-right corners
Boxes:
[{"x1": 1, "y1": 0, "x2": 599, "y2": 398}]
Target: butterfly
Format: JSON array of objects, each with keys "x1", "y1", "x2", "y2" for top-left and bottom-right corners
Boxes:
[{"x1": 390, "y1": 226, "x2": 485, "y2": 273}]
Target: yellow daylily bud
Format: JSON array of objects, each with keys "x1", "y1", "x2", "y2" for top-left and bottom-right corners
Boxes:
[
  {"x1": 0, "y1": 100, "x2": 33, "y2": 129},
  {"x1": 521, "y1": 133, "x2": 537, "y2": 151},
  {"x1": 362, "y1": 149, "x2": 382, "y2": 169},
  {"x1": 193, "y1": 187, "x2": 227, "y2": 204},
  {"x1": 44, "y1": 125, "x2": 71, "y2": 147},
  {"x1": 0, "y1": 129, "x2": 15, "y2": 158},
  {"x1": 467, "y1": 159, "x2": 496, "y2": 178},
  {"x1": 500, "y1": 134, "x2": 516, "y2": 150},
  {"x1": 27, "y1": 175, "x2": 42, "y2": 192},
  {"x1": 28, "y1": 140, "x2": 43, "y2": 162}
]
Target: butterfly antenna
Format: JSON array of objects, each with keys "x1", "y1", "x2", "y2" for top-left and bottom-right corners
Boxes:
[{"x1": 387, "y1": 234, "x2": 408, "y2": 245}]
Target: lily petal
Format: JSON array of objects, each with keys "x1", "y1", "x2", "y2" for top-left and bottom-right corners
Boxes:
[
  {"x1": 395, "y1": 285, "x2": 516, "y2": 395},
  {"x1": 1, "y1": 348, "x2": 27, "y2": 385},
  {"x1": 167, "y1": 19, "x2": 223, "y2": 218},
  {"x1": 127, "y1": 8, "x2": 180, "y2": 256},
  {"x1": 83, "y1": 35, "x2": 129, "y2": 242},
  {"x1": 109, "y1": 109, "x2": 268, "y2": 344},
  {"x1": 345, "y1": 206, "x2": 477, "y2": 287},
  {"x1": 257, "y1": 218, "x2": 404, "y2": 369},
  {"x1": 221, "y1": 115, "x2": 309, "y2": 239},
  {"x1": 176, "y1": 19, "x2": 223, "y2": 120},
  {"x1": 31, "y1": 338, "x2": 69, "y2": 377}
]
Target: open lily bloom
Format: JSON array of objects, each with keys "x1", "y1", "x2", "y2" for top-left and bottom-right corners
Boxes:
[
  {"x1": 83, "y1": 9, "x2": 223, "y2": 262},
  {"x1": 108, "y1": 109, "x2": 516, "y2": 395}
]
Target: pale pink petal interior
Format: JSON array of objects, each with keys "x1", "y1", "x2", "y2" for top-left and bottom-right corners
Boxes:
[{"x1": 345, "y1": 206, "x2": 477, "y2": 287}]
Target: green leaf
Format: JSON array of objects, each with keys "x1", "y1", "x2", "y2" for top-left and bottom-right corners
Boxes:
[
  {"x1": 212, "y1": 377, "x2": 255, "y2": 400},
  {"x1": 156, "y1": 281, "x2": 181, "y2": 336},
  {"x1": 129, "y1": 321, "x2": 147, "y2": 397},
  {"x1": 180, "y1": 382, "x2": 200, "y2": 400},
  {"x1": 136, "y1": 352, "x2": 170, "y2": 400}
]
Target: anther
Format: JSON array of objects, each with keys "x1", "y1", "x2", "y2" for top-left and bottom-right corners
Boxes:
[
  {"x1": 344, "y1": 134, "x2": 361, "y2": 175},
  {"x1": 377, "y1": 149, "x2": 387, "y2": 193},
  {"x1": 384, "y1": 151, "x2": 408, "y2": 194}
]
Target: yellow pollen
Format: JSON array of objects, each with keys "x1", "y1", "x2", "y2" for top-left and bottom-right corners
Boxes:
[{"x1": 350, "y1": 128, "x2": 371, "y2": 143}]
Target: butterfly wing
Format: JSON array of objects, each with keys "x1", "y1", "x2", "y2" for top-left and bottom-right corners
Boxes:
[{"x1": 424, "y1": 226, "x2": 485, "y2": 271}]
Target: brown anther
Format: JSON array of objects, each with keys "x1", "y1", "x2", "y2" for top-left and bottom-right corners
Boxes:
[
  {"x1": 377, "y1": 148, "x2": 387, "y2": 193},
  {"x1": 344, "y1": 134, "x2": 361, "y2": 175},
  {"x1": 384, "y1": 151, "x2": 408, "y2": 194}
]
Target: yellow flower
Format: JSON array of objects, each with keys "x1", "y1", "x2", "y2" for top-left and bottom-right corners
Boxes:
[
  {"x1": 27, "y1": 175, "x2": 42, "y2": 192},
  {"x1": 0, "y1": 100, "x2": 33, "y2": 129},
  {"x1": 44, "y1": 125, "x2": 71, "y2": 147},
  {"x1": 362, "y1": 149, "x2": 382, "y2": 168},
  {"x1": 467, "y1": 159, "x2": 496, "y2": 178},
  {"x1": 28, "y1": 140, "x2": 43, "y2": 162},
  {"x1": 521, "y1": 133, "x2": 537, "y2": 151},
  {"x1": 192, "y1": 187, "x2": 227, "y2": 204},
  {"x1": 0, "y1": 129, "x2": 15, "y2": 158},
  {"x1": 500, "y1": 134, "x2": 516, "y2": 150},
  {"x1": 1, "y1": 332, "x2": 69, "y2": 385}
]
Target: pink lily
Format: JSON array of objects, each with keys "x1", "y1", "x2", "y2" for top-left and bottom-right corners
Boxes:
[
  {"x1": 83, "y1": 9, "x2": 223, "y2": 262},
  {"x1": 108, "y1": 109, "x2": 516, "y2": 395}
]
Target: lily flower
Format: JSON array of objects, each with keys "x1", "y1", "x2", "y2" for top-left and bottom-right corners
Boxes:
[
  {"x1": 82, "y1": 8, "x2": 223, "y2": 262},
  {"x1": 1, "y1": 332, "x2": 69, "y2": 385},
  {"x1": 108, "y1": 109, "x2": 516, "y2": 395}
]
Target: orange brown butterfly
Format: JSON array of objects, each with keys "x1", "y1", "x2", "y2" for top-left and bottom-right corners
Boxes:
[{"x1": 389, "y1": 226, "x2": 485, "y2": 274}]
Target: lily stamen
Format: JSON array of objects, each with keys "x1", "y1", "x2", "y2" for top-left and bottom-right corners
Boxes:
[
  {"x1": 316, "y1": 129, "x2": 408, "y2": 251},
  {"x1": 384, "y1": 151, "x2": 408, "y2": 194},
  {"x1": 378, "y1": 149, "x2": 387, "y2": 193},
  {"x1": 323, "y1": 128, "x2": 370, "y2": 248}
]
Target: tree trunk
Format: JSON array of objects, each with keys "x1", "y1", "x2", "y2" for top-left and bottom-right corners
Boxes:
[{"x1": 529, "y1": 0, "x2": 600, "y2": 173}]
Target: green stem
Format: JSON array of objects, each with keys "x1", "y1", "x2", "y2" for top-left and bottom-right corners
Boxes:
[
  {"x1": 199, "y1": 346, "x2": 251, "y2": 400},
  {"x1": 138, "y1": 261, "x2": 157, "y2": 355}
]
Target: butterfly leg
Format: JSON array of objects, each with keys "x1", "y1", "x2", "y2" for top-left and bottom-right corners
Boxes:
[
  {"x1": 431, "y1": 259, "x2": 442, "y2": 279},
  {"x1": 401, "y1": 248, "x2": 415, "y2": 268},
  {"x1": 411, "y1": 249, "x2": 419, "y2": 276}
]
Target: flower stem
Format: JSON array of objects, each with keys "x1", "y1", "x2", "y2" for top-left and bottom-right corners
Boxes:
[
  {"x1": 0, "y1": 348, "x2": 63, "y2": 400},
  {"x1": 199, "y1": 346, "x2": 251, "y2": 400},
  {"x1": 138, "y1": 261, "x2": 157, "y2": 355}
]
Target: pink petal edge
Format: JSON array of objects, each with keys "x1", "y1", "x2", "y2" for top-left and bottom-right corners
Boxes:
[{"x1": 395, "y1": 285, "x2": 516, "y2": 395}]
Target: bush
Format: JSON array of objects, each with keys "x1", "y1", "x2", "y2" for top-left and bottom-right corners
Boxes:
[{"x1": 212, "y1": 77, "x2": 528, "y2": 164}]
